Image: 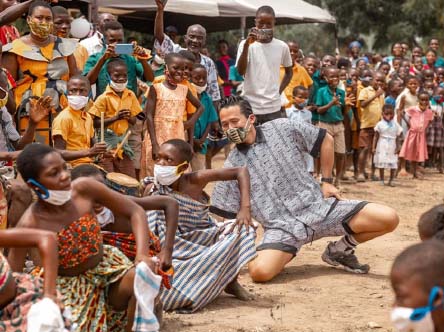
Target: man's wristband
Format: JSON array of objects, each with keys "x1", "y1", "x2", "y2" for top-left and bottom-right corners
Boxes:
[{"x1": 321, "y1": 177, "x2": 334, "y2": 184}]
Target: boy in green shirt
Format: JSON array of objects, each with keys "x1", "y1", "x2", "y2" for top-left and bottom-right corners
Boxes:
[
  {"x1": 315, "y1": 67, "x2": 347, "y2": 186},
  {"x1": 190, "y1": 64, "x2": 219, "y2": 171}
]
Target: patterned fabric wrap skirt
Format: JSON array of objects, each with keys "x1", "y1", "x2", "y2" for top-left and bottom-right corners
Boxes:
[
  {"x1": 34, "y1": 245, "x2": 133, "y2": 332},
  {"x1": 147, "y1": 187, "x2": 257, "y2": 313}
]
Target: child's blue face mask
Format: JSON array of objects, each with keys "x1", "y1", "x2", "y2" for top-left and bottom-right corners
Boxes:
[{"x1": 391, "y1": 286, "x2": 443, "y2": 332}]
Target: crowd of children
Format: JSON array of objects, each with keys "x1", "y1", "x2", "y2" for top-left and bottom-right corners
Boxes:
[{"x1": 0, "y1": 0, "x2": 442, "y2": 331}]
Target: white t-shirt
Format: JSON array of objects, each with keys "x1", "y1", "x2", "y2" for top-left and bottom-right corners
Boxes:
[{"x1": 236, "y1": 38, "x2": 292, "y2": 115}]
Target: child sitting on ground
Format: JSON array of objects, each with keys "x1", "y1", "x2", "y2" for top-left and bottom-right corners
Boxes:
[
  {"x1": 390, "y1": 240, "x2": 444, "y2": 331},
  {"x1": 142, "y1": 139, "x2": 257, "y2": 313},
  {"x1": 88, "y1": 58, "x2": 143, "y2": 178},
  {"x1": 286, "y1": 85, "x2": 314, "y2": 174},
  {"x1": 141, "y1": 53, "x2": 203, "y2": 177},
  {"x1": 399, "y1": 90, "x2": 434, "y2": 179},
  {"x1": 190, "y1": 64, "x2": 219, "y2": 171},
  {"x1": 372, "y1": 104, "x2": 402, "y2": 186}
]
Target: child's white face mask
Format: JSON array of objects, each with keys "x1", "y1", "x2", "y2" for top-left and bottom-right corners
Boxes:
[
  {"x1": 110, "y1": 80, "x2": 128, "y2": 92},
  {"x1": 391, "y1": 286, "x2": 442, "y2": 332},
  {"x1": 192, "y1": 83, "x2": 207, "y2": 94},
  {"x1": 154, "y1": 161, "x2": 188, "y2": 186},
  {"x1": 96, "y1": 207, "x2": 115, "y2": 228}
]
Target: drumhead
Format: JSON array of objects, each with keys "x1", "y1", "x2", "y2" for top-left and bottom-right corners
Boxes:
[{"x1": 106, "y1": 172, "x2": 139, "y2": 187}]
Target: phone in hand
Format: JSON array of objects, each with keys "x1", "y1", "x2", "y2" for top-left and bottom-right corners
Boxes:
[
  {"x1": 114, "y1": 44, "x2": 134, "y2": 55},
  {"x1": 161, "y1": 0, "x2": 168, "y2": 5}
]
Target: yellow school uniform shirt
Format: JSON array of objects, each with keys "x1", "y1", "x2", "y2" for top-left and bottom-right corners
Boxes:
[
  {"x1": 51, "y1": 106, "x2": 95, "y2": 166},
  {"x1": 280, "y1": 63, "x2": 313, "y2": 108},
  {"x1": 73, "y1": 43, "x2": 89, "y2": 71},
  {"x1": 88, "y1": 85, "x2": 143, "y2": 136},
  {"x1": 180, "y1": 80, "x2": 196, "y2": 121},
  {"x1": 358, "y1": 86, "x2": 384, "y2": 129}
]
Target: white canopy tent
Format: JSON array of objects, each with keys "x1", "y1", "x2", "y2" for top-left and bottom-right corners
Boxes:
[
  {"x1": 88, "y1": 0, "x2": 335, "y2": 34},
  {"x1": 96, "y1": 0, "x2": 335, "y2": 24}
]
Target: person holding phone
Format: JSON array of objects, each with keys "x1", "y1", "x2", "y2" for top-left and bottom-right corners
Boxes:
[
  {"x1": 83, "y1": 21, "x2": 154, "y2": 97},
  {"x1": 236, "y1": 5, "x2": 293, "y2": 125},
  {"x1": 153, "y1": 0, "x2": 221, "y2": 108}
]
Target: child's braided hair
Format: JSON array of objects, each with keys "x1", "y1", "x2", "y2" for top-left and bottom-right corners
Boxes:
[{"x1": 418, "y1": 204, "x2": 444, "y2": 240}]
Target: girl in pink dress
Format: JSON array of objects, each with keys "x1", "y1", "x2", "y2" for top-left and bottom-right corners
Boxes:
[{"x1": 399, "y1": 90, "x2": 434, "y2": 178}]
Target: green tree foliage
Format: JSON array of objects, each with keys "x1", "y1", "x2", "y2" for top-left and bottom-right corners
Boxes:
[{"x1": 316, "y1": 0, "x2": 444, "y2": 51}]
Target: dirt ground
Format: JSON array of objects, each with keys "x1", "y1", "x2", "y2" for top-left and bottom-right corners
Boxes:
[{"x1": 162, "y1": 154, "x2": 444, "y2": 332}]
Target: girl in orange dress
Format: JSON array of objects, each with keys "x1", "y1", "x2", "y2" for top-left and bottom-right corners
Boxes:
[{"x1": 141, "y1": 52, "x2": 202, "y2": 177}]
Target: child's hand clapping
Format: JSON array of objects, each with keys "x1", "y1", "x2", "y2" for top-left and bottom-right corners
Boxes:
[
  {"x1": 376, "y1": 87, "x2": 384, "y2": 97},
  {"x1": 117, "y1": 109, "x2": 131, "y2": 120}
]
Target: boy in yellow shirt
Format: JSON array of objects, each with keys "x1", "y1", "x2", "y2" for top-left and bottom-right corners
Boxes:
[
  {"x1": 52, "y1": 75, "x2": 108, "y2": 166},
  {"x1": 357, "y1": 71, "x2": 385, "y2": 182},
  {"x1": 88, "y1": 58, "x2": 143, "y2": 178}
]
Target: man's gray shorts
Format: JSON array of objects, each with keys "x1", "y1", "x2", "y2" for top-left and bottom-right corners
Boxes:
[{"x1": 257, "y1": 200, "x2": 368, "y2": 255}]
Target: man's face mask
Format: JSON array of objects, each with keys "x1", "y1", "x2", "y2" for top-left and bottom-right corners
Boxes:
[
  {"x1": 391, "y1": 286, "x2": 443, "y2": 332},
  {"x1": 225, "y1": 116, "x2": 253, "y2": 144}
]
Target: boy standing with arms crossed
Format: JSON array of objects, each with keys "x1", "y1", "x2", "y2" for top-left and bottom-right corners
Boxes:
[{"x1": 236, "y1": 5, "x2": 293, "y2": 124}]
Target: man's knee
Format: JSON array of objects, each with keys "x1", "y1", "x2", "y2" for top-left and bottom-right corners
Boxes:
[
  {"x1": 248, "y1": 261, "x2": 280, "y2": 283},
  {"x1": 380, "y1": 206, "x2": 399, "y2": 232},
  {"x1": 365, "y1": 204, "x2": 399, "y2": 233}
]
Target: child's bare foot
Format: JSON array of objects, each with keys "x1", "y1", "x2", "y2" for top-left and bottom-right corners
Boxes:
[
  {"x1": 398, "y1": 169, "x2": 409, "y2": 177},
  {"x1": 225, "y1": 280, "x2": 254, "y2": 301},
  {"x1": 154, "y1": 299, "x2": 163, "y2": 326},
  {"x1": 388, "y1": 181, "x2": 396, "y2": 187}
]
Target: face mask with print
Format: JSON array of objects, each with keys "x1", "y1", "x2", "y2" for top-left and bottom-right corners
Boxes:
[
  {"x1": 192, "y1": 83, "x2": 207, "y2": 94},
  {"x1": 391, "y1": 286, "x2": 442, "y2": 332},
  {"x1": 256, "y1": 28, "x2": 273, "y2": 42},
  {"x1": 96, "y1": 207, "x2": 115, "y2": 228},
  {"x1": 154, "y1": 54, "x2": 165, "y2": 65},
  {"x1": 28, "y1": 20, "x2": 53, "y2": 39},
  {"x1": 0, "y1": 86, "x2": 8, "y2": 109},
  {"x1": 27, "y1": 179, "x2": 72, "y2": 206},
  {"x1": 225, "y1": 117, "x2": 253, "y2": 144},
  {"x1": 154, "y1": 161, "x2": 188, "y2": 186},
  {"x1": 109, "y1": 80, "x2": 128, "y2": 92},
  {"x1": 67, "y1": 95, "x2": 89, "y2": 111}
]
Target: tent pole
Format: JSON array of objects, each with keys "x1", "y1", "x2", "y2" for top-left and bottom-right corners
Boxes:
[
  {"x1": 334, "y1": 24, "x2": 339, "y2": 56},
  {"x1": 89, "y1": 0, "x2": 98, "y2": 26},
  {"x1": 240, "y1": 16, "x2": 246, "y2": 39}
]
